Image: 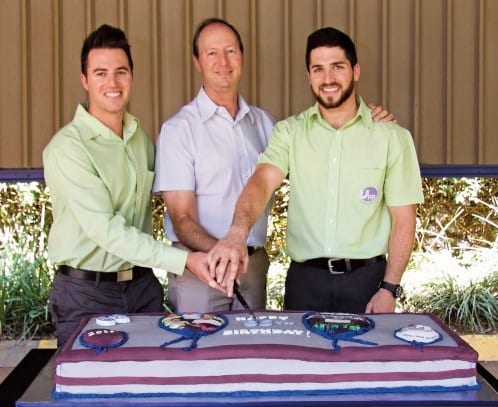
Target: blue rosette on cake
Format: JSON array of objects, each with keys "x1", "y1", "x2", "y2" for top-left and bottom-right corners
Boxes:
[
  {"x1": 302, "y1": 312, "x2": 377, "y2": 352},
  {"x1": 158, "y1": 312, "x2": 228, "y2": 351}
]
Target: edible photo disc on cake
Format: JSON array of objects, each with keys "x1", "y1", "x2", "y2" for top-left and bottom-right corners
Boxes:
[
  {"x1": 302, "y1": 312, "x2": 377, "y2": 352},
  {"x1": 394, "y1": 325, "x2": 442, "y2": 348},
  {"x1": 79, "y1": 328, "x2": 128, "y2": 355},
  {"x1": 159, "y1": 312, "x2": 228, "y2": 350}
]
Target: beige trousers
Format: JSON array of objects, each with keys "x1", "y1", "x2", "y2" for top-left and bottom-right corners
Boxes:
[{"x1": 167, "y1": 247, "x2": 269, "y2": 313}]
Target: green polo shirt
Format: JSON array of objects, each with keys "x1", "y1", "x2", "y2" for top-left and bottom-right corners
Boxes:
[
  {"x1": 43, "y1": 104, "x2": 187, "y2": 274},
  {"x1": 259, "y1": 97, "x2": 424, "y2": 261}
]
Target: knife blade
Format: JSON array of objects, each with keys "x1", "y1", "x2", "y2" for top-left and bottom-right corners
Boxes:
[{"x1": 233, "y1": 282, "x2": 259, "y2": 324}]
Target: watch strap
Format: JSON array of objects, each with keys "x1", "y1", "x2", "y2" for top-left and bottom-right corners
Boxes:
[{"x1": 379, "y1": 281, "x2": 403, "y2": 298}]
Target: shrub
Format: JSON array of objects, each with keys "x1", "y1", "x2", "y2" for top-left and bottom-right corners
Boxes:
[
  {"x1": 402, "y1": 177, "x2": 498, "y2": 333},
  {"x1": 402, "y1": 249, "x2": 498, "y2": 333},
  {"x1": 0, "y1": 182, "x2": 54, "y2": 339}
]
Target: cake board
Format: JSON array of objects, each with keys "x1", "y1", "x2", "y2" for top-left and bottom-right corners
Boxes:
[{"x1": 15, "y1": 352, "x2": 498, "y2": 407}]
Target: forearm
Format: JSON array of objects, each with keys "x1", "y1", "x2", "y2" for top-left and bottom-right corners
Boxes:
[
  {"x1": 173, "y1": 216, "x2": 218, "y2": 253},
  {"x1": 384, "y1": 205, "x2": 417, "y2": 284},
  {"x1": 365, "y1": 205, "x2": 416, "y2": 313},
  {"x1": 163, "y1": 190, "x2": 219, "y2": 253},
  {"x1": 207, "y1": 164, "x2": 284, "y2": 294},
  {"x1": 227, "y1": 169, "x2": 278, "y2": 244}
]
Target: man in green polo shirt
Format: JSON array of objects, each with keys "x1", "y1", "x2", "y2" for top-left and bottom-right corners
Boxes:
[
  {"x1": 43, "y1": 25, "x2": 222, "y2": 346},
  {"x1": 208, "y1": 26, "x2": 423, "y2": 313}
]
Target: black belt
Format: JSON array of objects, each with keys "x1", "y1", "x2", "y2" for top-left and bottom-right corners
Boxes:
[
  {"x1": 303, "y1": 255, "x2": 385, "y2": 274},
  {"x1": 247, "y1": 246, "x2": 260, "y2": 256},
  {"x1": 58, "y1": 265, "x2": 152, "y2": 282}
]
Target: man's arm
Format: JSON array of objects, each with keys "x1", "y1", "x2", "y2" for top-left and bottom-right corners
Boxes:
[
  {"x1": 208, "y1": 163, "x2": 285, "y2": 297},
  {"x1": 162, "y1": 190, "x2": 218, "y2": 252},
  {"x1": 365, "y1": 204, "x2": 417, "y2": 313}
]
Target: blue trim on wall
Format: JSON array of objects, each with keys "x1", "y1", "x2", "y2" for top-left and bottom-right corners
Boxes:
[
  {"x1": 1, "y1": 165, "x2": 498, "y2": 183},
  {"x1": 0, "y1": 169, "x2": 45, "y2": 182},
  {"x1": 420, "y1": 165, "x2": 498, "y2": 178}
]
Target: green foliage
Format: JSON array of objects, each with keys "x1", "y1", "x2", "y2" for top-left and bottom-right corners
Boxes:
[
  {"x1": 402, "y1": 177, "x2": 498, "y2": 333},
  {"x1": 265, "y1": 179, "x2": 290, "y2": 262},
  {"x1": 266, "y1": 261, "x2": 287, "y2": 311},
  {"x1": 416, "y1": 177, "x2": 498, "y2": 251},
  {"x1": 0, "y1": 235, "x2": 54, "y2": 339},
  {"x1": 151, "y1": 194, "x2": 168, "y2": 242},
  {"x1": 0, "y1": 182, "x2": 55, "y2": 339},
  {"x1": 403, "y1": 270, "x2": 498, "y2": 334}
]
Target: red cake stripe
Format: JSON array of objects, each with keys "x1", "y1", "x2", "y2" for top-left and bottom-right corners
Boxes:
[
  {"x1": 55, "y1": 343, "x2": 478, "y2": 364},
  {"x1": 55, "y1": 368, "x2": 476, "y2": 386}
]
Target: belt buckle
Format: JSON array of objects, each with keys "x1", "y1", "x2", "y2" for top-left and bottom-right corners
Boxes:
[
  {"x1": 117, "y1": 269, "x2": 133, "y2": 282},
  {"x1": 327, "y1": 259, "x2": 344, "y2": 275}
]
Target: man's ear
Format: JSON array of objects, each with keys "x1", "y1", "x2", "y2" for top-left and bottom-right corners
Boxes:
[
  {"x1": 193, "y1": 55, "x2": 201, "y2": 73},
  {"x1": 353, "y1": 63, "x2": 360, "y2": 82},
  {"x1": 80, "y1": 73, "x2": 89, "y2": 91}
]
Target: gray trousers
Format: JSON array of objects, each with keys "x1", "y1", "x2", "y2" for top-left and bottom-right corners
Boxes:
[
  {"x1": 49, "y1": 269, "x2": 164, "y2": 347},
  {"x1": 168, "y1": 247, "x2": 269, "y2": 313}
]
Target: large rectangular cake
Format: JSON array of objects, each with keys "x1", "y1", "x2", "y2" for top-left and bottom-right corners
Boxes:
[{"x1": 53, "y1": 311, "x2": 480, "y2": 398}]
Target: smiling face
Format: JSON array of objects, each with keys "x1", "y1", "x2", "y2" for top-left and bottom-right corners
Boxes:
[
  {"x1": 80, "y1": 48, "x2": 132, "y2": 126},
  {"x1": 193, "y1": 22, "x2": 243, "y2": 96},
  {"x1": 307, "y1": 46, "x2": 360, "y2": 110}
]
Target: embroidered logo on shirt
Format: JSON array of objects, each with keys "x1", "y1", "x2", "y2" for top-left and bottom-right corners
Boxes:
[{"x1": 360, "y1": 187, "x2": 379, "y2": 204}]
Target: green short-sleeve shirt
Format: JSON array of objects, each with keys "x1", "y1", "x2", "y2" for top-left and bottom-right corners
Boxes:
[{"x1": 259, "y1": 97, "x2": 424, "y2": 261}]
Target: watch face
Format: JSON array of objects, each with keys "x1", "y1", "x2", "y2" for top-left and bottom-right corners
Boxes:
[{"x1": 394, "y1": 286, "x2": 403, "y2": 298}]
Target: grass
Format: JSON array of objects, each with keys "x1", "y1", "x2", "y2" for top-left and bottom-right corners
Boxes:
[
  {"x1": 0, "y1": 227, "x2": 54, "y2": 340},
  {"x1": 402, "y1": 249, "x2": 498, "y2": 333}
]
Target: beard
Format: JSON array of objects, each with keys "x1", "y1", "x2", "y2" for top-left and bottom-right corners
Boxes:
[{"x1": 312, "y1": 79, "x2": 355, "y2": 109}]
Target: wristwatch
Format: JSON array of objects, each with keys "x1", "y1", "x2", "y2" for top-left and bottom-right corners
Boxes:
[{"x1": 379, "y1": 281, "x2": 403, "y2": 298}]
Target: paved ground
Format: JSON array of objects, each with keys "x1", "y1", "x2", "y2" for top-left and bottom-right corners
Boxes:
[{"x1": 0, "y1": 339, "x2": 56, "y2": 384}]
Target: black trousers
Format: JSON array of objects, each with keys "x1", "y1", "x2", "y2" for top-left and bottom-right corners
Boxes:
[
  {"x1": 284, "y1": 258, "x2": 386, "y2": 313},
  {"x1": 49, "y1": 269, "x2": 164, "y2": 347}
]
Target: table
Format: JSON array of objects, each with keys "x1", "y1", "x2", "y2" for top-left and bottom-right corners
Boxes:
[{"x1": 15, "y1": 351, "x2": 498, "y2": 407}]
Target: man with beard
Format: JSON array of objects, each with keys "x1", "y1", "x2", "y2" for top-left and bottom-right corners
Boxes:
[{"x1": 207, "y1": 27, "x2": 423, "y2": 314}]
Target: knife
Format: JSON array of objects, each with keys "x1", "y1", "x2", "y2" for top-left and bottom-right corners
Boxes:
[{"x1": 233, "y1": 282, "x2": 259, "y2": 324}]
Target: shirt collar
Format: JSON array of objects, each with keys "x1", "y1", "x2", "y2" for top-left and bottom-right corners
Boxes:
[
  {"x1": 75, "y1": 103, "x2": 138, "y2": 141},
  {"x1": 196, "y1": 87, "x2": 254, "y2": 124},
  {"x1": 306, "y1": 96, "x2": 373, "y2": 129}
]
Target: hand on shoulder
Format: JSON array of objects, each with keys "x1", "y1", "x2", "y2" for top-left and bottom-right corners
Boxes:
[{"x1": 368, "y1": 102, "x2": 397, "y2": 123}]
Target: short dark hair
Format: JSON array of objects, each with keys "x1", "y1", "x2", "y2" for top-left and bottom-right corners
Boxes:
[
  {"x1": 305, "y1": 27, "x2": 357, "y2": 71},
  {"x1": 192, "y1": 18, "x2": 244, "y2": 58},
  {"x1": 80, "y1": 24, "x2": 134, "y2": 75}
]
